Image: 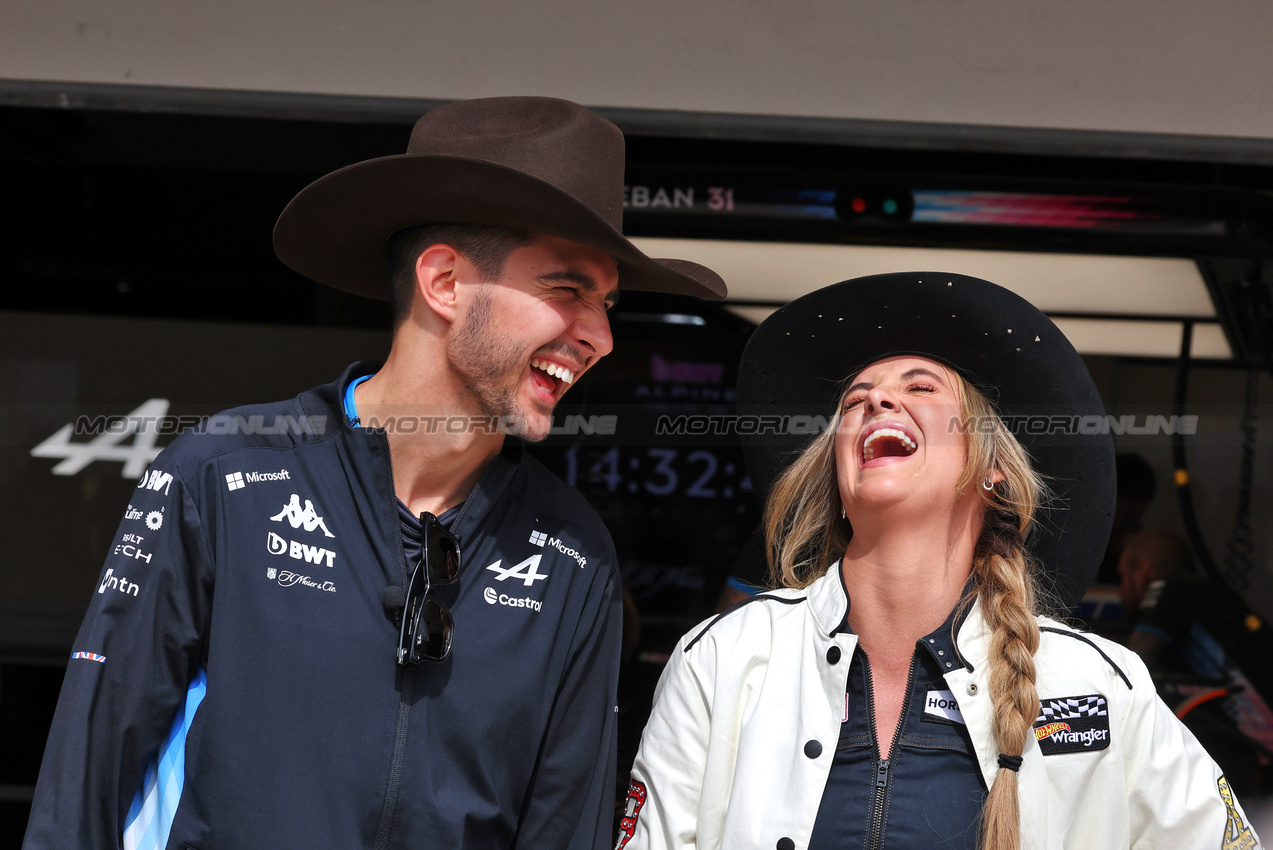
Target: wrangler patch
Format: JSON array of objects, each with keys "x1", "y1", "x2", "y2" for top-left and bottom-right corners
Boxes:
[{"x1": 1033, "y1": 694, "x2": 1110, "y2": 755}]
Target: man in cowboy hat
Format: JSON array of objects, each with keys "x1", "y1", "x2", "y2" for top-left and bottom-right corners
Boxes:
[{"x1": 24, "y1": 97, "x2": 725, "y2": 850}]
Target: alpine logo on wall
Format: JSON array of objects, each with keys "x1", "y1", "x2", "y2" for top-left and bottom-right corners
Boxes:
[{"x1": 31, "y1": 399, "x2": 171, "y2": 478}]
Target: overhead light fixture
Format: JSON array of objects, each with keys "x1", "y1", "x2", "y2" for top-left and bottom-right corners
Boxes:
[{"x1": 632, "y1": 237, "x2": 1229, "y2": 358}]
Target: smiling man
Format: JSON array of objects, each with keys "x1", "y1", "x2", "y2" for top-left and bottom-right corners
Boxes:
[{"x1": 24, "y1": 97, "x2": 724, "y2": 850}]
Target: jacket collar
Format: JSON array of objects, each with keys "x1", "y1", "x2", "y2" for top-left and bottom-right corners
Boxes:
[
  {"x1": 806, "y1": 562, "x2": 851, "y2": 638},
  {"x1": 806, "y1": 559, "x2": 988, "y2": 673}
]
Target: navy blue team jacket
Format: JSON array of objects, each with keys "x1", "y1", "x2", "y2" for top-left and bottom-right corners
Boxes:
[{"x1": 24, "y1": 363, "x2": 622, "y2": 849}]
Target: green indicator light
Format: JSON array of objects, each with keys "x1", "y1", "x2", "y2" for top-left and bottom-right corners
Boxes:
[{"x1": 882, "y1": 198, "x2": 899, "y2": 215}]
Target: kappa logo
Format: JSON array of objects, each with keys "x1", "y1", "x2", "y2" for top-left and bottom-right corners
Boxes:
[
  {"x1": 923, "y1": 689, "x2": 965, "y2": 725},
  {"x1": 266, "y1": 531, "x2": 336, "y2": 567},
  {"x1": 485, "y1": 554, "x2": 548, "y2": 586},
  {"x1": 1033, "y1": 694, "x2": 1111, "y2": 754},
  {"x1": 270, "y1": 494, "x2": 335, "y2": 538},
  {"x1": 615, "y1": 779, "x2": 647, "y2": 850}
]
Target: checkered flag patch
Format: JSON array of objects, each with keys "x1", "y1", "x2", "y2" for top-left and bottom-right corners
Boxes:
[{"x1": 1036, "y1": 694, "x2": 1107, "y2": 723}]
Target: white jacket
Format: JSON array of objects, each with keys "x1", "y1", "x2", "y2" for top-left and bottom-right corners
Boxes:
[{"x1": 621, "y1": 564, "x2": 1264, "y2": 850}]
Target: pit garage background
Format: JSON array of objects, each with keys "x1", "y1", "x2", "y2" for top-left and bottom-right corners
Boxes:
[{"x1": 3, "y1": 0, "x2": 1273, "y2": 842}]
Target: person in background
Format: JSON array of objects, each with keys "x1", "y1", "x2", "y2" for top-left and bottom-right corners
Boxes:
[
  {"x1": 1121, "y1": 528, "x2": 1273, "y2": 796},
  {"x1": 24, "y1": 97, "x2": 725, "y2": 850},
  {"x1": 1095, "y1": 453, "x2": 1157, "y2": 584}
]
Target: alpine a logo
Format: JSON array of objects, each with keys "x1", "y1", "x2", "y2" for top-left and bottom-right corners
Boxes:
[
  {"x1": 267, "y1": 531, "x2": 336, "y2": 567},
  {"x1": 485, "y1": 555, "x2": 548, "y2": 586},
  {"x1": 270, "y1": 494, "x2": 335, "y2": 538}
]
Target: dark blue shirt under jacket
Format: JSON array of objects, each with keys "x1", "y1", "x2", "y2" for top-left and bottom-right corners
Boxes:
[{"x1": 809, "y1": 599, "x2": 987, "y2": 850}]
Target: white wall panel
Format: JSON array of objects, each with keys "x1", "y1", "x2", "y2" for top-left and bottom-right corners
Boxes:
[{"x1": 2, "y1": 1, "x2": 1273, "y2": 139}]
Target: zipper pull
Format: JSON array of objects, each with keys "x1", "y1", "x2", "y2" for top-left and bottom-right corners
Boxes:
[{"x1": 876, "y1": 759, "x2": 889, "y2": 788}]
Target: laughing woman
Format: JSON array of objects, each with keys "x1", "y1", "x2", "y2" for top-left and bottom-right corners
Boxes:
[{"x1": 618, "y1": 274, "x2": 1263, "y2": 850}]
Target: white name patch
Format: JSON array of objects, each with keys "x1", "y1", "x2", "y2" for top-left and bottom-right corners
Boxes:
[{"x1": 924, "y1": 689, "x2": 965, "y2": 724}]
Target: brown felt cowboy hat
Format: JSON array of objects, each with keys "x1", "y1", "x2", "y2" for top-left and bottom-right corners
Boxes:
[{"x1": 274, "y1": 96, "x2": 726, "y2": 300}]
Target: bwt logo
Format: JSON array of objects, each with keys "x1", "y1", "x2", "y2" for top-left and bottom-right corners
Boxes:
[
  {"x1": 137, "y1": 468, "x2": 174, "y2": 495},
  {"x1": 267, "y1": 532, "x2": 336, "y2": 567}
]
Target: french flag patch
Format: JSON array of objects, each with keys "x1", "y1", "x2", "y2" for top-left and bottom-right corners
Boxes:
[{"x1": 71, "y1": 651, "x2": 106, "y2": 663}]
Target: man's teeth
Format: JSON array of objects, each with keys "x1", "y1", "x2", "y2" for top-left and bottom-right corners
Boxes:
[
  {"x1": 862, "y1": 428, "x2": 917, "y2": 461},
  {"x1": 531, "y1": 358, "x2": 575, "y2": 385}
]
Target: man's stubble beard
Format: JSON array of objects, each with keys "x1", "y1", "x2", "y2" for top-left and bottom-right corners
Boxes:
[{"x1": 447, "y1": 285, "x2": 552, "y2": 442}]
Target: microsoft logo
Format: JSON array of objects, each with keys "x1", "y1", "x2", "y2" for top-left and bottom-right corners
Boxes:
[
  {"x1": 529, "y1": 530, "x2": 547, "y2": 547},
  {"x1": 225, "y1": 472, "x2": 245, "y2": 491}
]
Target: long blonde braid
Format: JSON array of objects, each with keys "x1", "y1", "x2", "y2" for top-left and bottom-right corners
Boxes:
[{"x1": 961, "y1": 382, "x2": 1044, "y2": 850}]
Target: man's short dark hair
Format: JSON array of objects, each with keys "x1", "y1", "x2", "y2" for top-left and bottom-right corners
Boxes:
[{"x1": 386, "y1": 224, "x2": 535, "y2": 327}]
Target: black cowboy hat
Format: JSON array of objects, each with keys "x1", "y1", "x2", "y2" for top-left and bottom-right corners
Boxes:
[
  {"x1": 737, "y1": 272, "x2": 1115, "y2": 611},
  {"x1": 273, "y1": 96, "x2": 725, "y2": 300}
]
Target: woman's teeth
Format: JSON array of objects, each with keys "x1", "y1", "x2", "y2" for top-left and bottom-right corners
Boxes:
[
  {"x1": 531, "y1": 358, "x2": 575, "y2": 385},
  {"x1": 862, "y1": 428, "x2": 917, "y2": 462}
]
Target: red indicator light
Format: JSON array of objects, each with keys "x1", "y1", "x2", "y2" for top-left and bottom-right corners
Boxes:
[{"x1": 851, "y1": 197, "x2": 867, "y2": 214}]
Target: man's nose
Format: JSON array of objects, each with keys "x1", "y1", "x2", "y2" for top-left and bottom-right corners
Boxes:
[{"x1": 574, "y1": 306, "x2": 614, "y2": 361}]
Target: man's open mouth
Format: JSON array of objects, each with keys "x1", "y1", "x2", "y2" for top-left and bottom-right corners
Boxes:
[{"x1": 530, "y1": 357, "x2": 576, "y2": 394}]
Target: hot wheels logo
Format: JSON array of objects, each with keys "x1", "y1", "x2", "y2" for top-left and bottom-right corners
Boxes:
[{"x1": 1034, "y1": 721, "x2": 1072, "y2": 740}]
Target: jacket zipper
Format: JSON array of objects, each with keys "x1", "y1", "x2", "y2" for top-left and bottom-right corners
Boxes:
[
  {"x1": 369, "y1": 432, "x2": 485, "y2": 850},
  {"x1": 862, "y1": 650, "x2": 919, "y2": 850},
  {"x1": 372, "y1": 431, "x2": 413, "y2": 850}
]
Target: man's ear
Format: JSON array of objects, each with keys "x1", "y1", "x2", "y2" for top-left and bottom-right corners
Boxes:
[{"x1": 414, "y1": 244, "x2": 464, "y2": 323}]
